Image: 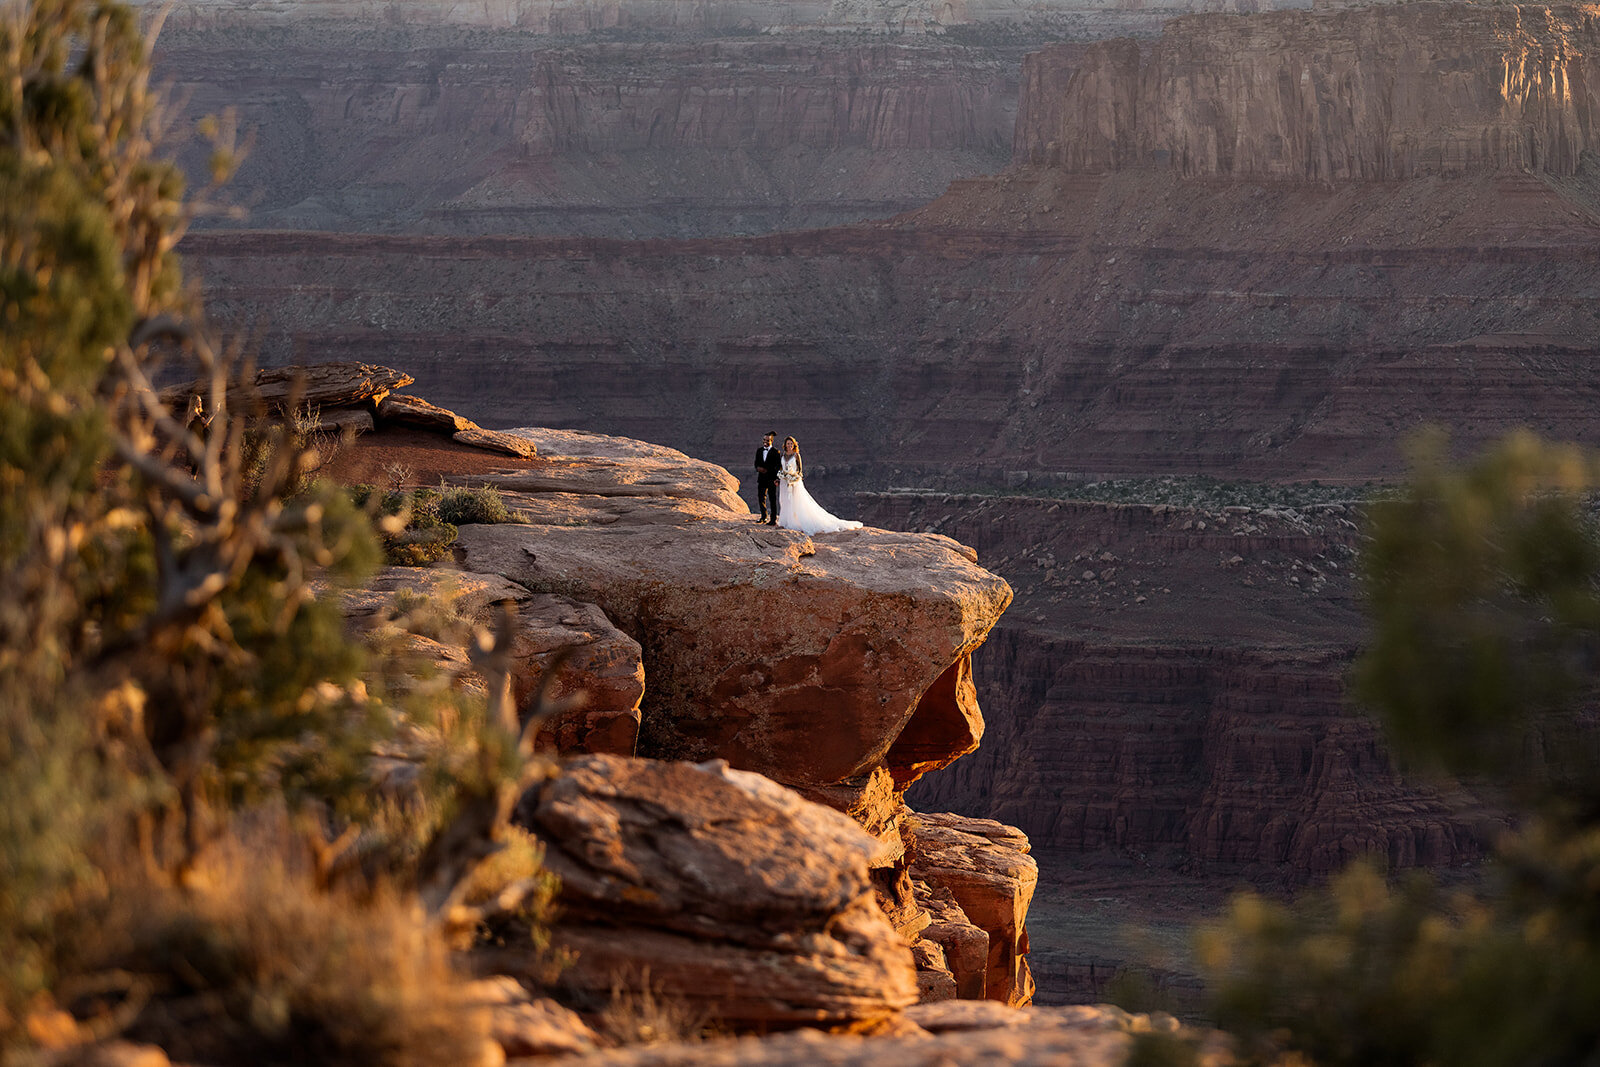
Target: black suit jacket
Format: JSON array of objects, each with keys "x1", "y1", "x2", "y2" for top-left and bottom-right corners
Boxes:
[{"x1": 754, "y1": 445, "x2": 781, "y2": 486}]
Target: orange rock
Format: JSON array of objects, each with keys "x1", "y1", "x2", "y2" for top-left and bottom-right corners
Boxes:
[
  {"x1": 914, "y1": 877, "x2": 989, "y2": 1002},
  {"x1": 377, "y1": 392, "x2": 478, "y2": 433},
  {"x1": 340, "y1": 567, "x2": 643, "y2": 756},
  {"x1": 511, "y1": 755, "x2": 918, "y2": 1030},
  {"x1": 454, "y1": 432, "x2": 1010, "y2": 790},
  {"x1": 907, "y1": 812, "x2": 1038, "y2": 1007}
]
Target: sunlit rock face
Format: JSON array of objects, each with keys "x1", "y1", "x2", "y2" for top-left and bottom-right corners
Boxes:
[
  {"x1": 448, "y1": 427, "x2": 1012, "y2": 791},
  {"x1": 1019, "y1": 2, "x2": 1600, "y2": 179},
  {"x1": 513, "y1": 754, "x2": 920, "y2": 1030}
]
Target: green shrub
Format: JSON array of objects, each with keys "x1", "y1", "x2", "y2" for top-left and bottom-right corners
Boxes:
[
  {"x1": 1200, "y1": 433, "x2": 1600, "y2": 1066},
  {"x1": 0, "y1": 0, "x2": 554, "y2": 1052},
  {"x1": 436, "y1": 484, "x2": 512, "y2": 526},
  {"x1": 357, "y1": 487, "x2": 460, "y2": 566}
]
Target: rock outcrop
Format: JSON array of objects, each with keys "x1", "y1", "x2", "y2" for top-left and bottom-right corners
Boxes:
[
  {"x1": 159, "y1": 360, "x2": 413, "y2": 411},
  {"x1": 449, "y1": 432, "x2": 1011, "y2": 791},
  {"x1": 510, "y1": 755, "x2": 920, "y2": 1029},
  {"x1": 339, "y1": 566, "x2": 645, "y2": 756},
  {"x1": 544, "y1": 1002, "x2": 1218, "y2": 1066},
  {"x1": 906, "y1": 812, "x2": 1038, "y2": 1008},
  {"x1": 1018, "y1": 2, "x2": 1600, "y2": 180},
  {"x1": 325, "y1": 406, "x2": 1027, "y2": 1008}
]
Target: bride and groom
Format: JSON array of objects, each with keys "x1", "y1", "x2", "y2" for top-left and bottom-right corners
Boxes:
[{"x1": 753, "y1": 431, "x2": 863, "y2": 535}]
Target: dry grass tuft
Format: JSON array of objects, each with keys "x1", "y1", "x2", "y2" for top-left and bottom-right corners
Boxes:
[
  {"x1": 595, "y1": 968, "x2": 710, "y2": 1047},
  {"x1": 96, "y1": 842, "x2": 492, "y2": 1067}
]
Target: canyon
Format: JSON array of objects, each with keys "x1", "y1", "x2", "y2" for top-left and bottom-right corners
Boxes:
[{"x1": 161, "y1": 0, "x2": 1600, "y2": 1012}]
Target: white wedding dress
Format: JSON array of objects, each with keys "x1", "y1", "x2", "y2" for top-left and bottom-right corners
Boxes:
[{"x1": 778, "y1": 454, "x2": 862, "y2": 534}]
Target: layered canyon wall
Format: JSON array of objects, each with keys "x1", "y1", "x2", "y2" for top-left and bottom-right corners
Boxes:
[
  {"x1": 149, "y1": 0, "x2": 1312, "y2": 34},
  {"x1": 860, "y1": 492, "x2": 1487, "y2": 878},
  {"x1": 1018, "y1": 1, "x2": 1600, "y2": 179},
  {"x1": 186, "y1": 172, "x2": 1600, "y2": 493},
  {"x1": 156, "y1": 26, "x2": 1028, "y2": 235}
]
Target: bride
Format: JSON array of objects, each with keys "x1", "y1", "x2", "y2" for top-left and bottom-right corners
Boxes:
[{"x1": 777, "y1": 436, "x2": 862, "y2": 534}]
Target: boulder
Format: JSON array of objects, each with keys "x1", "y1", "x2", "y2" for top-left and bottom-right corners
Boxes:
[
  {"x1": 378, "y1": 392, "x2": 478, "y2": 433},
  {"x1": 506, "y1": 596, "x2": 644, "y2": 757},
  {"x1": 913, "y1": 878, "x2": 989, "y2": 1002},
  {"x1": 907, "y1": 813, "x2": 1037, "y2": 1007},
  {"x1": 455, "y1": 427, "x2": 539, "y2": 458},
  {"x1": 339, "y1": 567, "x2": 643, "y2": 756},
  {"x1": 160, "y1": 361, "x2": 412, "y2": 411},
  {"x1": 508, "y1": 755, "x2": 919, "y2": 1030},
  {"x1": 453, "y1": 433, "x2": 1010, "y2": 790},
  {"x1": 464, "y1": 976, "x2": 599, "y2": 1058}
]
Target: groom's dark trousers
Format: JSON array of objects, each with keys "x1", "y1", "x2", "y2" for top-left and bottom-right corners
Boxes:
[{"x1": 754, "y1": 445, "x2": 781, "y2": 522}]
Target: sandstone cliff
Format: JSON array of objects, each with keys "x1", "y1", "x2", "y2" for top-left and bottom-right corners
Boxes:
[
  {"x1": 319, "y1": 399, "x2": 1043, "y2": 1013},
  {"x1": 1018, "y1": 2, "x2": 1600, "y2": 179}
]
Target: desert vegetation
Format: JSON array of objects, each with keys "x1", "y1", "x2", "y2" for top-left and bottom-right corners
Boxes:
[
  {"x1": 1194, "y1": 432, "x2": 1600, "y2": 1065},
  {"x1": 0, "y1": 0, "x2": 558, "y2": 1057}
]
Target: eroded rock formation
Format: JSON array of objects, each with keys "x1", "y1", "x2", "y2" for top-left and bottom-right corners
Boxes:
[
  {"x1": 906, "y1": 812, "x2": 1038, "y2": 1007},
  {"x1": 448, "y1": 430, "x2": 1011, "y2": 790},
  {"x1": 339, "y1": 566, "x2": 644, "y2": 756},
  {"x1": 1019, "y1": 2, "x2": 1600, "y2": 179},
  {"x1": 510, "y1": 755, "x2": 920, "y2": 1029},
  {"x1": 326, "y1": 401, "x2": 1028, "y2": 1012}
]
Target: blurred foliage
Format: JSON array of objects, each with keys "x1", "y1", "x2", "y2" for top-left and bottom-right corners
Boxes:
[
  {"x1": 100, "y1": 840, "x2": 490, "y2": 1067},
  {"x1": 1201, "y1": 431, "x2": 1600, "y2": 1066},
  {"x1": 350, "y1": 485, "x2": 459, "y2": 566},
  {"x1": 2, "y1": 0, "x2": 191, "y2": 1022},
  {"x1": 1357, "y1": 430, "x2": 1600, "y2": 814},
  {"x1": 1, "y1": 0, "x2": 555, "y2": 1054}
]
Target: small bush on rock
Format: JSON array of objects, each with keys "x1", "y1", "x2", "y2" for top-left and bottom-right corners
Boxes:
[
  {"x1": 437, "y1": 484, "x2": 512, "y2": 526},
  {"x1": 352, "y1": 487, "x2": 460, "y2": 566}
]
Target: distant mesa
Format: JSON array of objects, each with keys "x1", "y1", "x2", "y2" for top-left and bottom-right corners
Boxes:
[{"x1": 1018, "y1": 1, "x2": 1600, "y2": 179}]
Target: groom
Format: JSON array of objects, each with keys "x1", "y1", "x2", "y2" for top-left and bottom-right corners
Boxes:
[{"x1": 753, "y1": 430, "x2": 781, "y2": 525}]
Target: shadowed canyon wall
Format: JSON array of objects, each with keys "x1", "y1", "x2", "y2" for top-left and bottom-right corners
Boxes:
[
  {"x1": 187, "y1": 169, "x2": 1600, "y2": 494},
  {"x1": 179, "y1": 2, "x2": 1600, "y2": 490},
  {"x1": 156, "y1": 26, "x2": 1032, "y2": 236},
  {"x1": 859, "y1": 492, "x2": 1488, "y2": 879}
]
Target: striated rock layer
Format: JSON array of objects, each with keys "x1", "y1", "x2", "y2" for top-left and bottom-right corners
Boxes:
[
  {"x1": 153, "y1": 25, "x2": 1028, "y2": 237},
  {"x1": 511, "y1": 755, "x2": 920, "y2": 1029},
  {"x1": 860, "y1": 490, "x2": 1489, "y2": 879},
  {"x1": 187, "y1": 161, "x2": 1600, "y2": 487},
  {"x1": 1018, "y1": 2, "x2": 1600, "y2": 179}
]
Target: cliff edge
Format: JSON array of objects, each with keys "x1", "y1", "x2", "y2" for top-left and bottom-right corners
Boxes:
[{"x1": 1018, "y1": 2, "x2": 1600, "y2": 179}]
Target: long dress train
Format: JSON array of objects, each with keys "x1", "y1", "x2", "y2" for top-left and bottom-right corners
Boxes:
[{"x1": 777, "y1": 454, "x2": 863, "y2": 534}]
